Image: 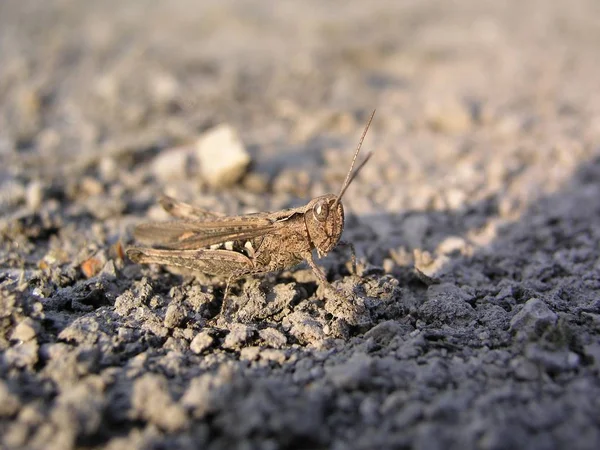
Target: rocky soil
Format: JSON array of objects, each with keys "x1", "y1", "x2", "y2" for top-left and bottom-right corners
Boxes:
[{"x1": 1, "y1": 1, "x2": 600, "y2": 449}]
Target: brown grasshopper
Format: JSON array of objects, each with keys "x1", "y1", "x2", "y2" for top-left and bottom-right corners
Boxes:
[{"x1": 126, "y1": 110, "x2": 375, "y2": 301}]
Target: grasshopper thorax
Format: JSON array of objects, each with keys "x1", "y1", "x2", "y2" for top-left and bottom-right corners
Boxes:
[{"x1": 305, "y1": 194, "x2": 344, "y2": 257}]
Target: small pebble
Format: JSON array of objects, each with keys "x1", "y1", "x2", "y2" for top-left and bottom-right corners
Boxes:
[
  {"x1": 11, "y1": 318, "x2": 39, "y2": 342},
  {"x1": 98, "y1": 157, "x2": 119, "y2": 182},
  {"x1": 242, "y1": 172, "x2": 269, "y2": 194},
  {"x1": 195, "y1": 124, "x2": 250, "y2": 187},
  {"x1": 223, "y1": 323, "x2": 255, "y2": 349},
  {"x1": 26, "y1": 180, "x2": 43, "y2": 210},
  {"x1": 151, "y1": 146, "x2": 194, "y2": 182},
  {"x1": 80, "y1": 177, "x2": 104, "y2": 196},
  {"x1": 240, "y1": 346, "x2": 261, "y2": 361},
  {"x1": 425, "y1": 98, "x2": 472, "y2": 133},
  {"x1": 164, "y1": 303, "x2": 186, "y2": 329},
  {"x1": 258, "y1": 327, "x2": 287, "y2": 348},
  {"x1": 510, "y1": 298, "x2": 557, "y2": 337},
  {"x1": 0, "y1": 381, "x2": 21, "y2": 417},
  {"x1": 260, "y1": 349, "x2": 287, "y2": 364},
  {"x1": 190, "y1": 331, "x2": 214, "y2": 354}
]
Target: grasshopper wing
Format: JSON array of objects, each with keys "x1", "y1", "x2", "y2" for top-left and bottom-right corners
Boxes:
[{"x1": 132, "y1": 216, "x2": 275, "y2": 250}]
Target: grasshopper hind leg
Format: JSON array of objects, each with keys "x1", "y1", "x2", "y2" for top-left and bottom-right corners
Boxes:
[
  {"x1": 219, "y1": 274, "x2": 237, "y2": 318},
  {"x1": 218, "y1": 271, "x2": 266, "y2": 322},
  {"x1": 126, "y1": 246, "x2": 256, "y2": 318}
]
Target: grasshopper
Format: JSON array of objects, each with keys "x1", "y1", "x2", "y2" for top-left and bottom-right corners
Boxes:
[{"x1": 126, "y1": 110, "x2": 375, "y2": 302}]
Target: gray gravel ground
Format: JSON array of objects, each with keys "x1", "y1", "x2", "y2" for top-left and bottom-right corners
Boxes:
[{"x1": 1, "y1": 1, "x2": 600, "y2": 449}]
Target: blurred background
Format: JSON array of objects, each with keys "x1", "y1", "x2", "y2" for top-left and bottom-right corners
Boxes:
[{"x1": 1, "y1": 0, "x2": 599, "y2": 249}]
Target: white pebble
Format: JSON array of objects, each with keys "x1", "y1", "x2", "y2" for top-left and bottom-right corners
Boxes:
[{"x1": 195, "y1": 124, "x2": 251, "y2": 187}]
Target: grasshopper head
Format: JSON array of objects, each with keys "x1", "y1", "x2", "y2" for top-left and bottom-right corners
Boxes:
[
  {"x1": 305, "y1": 109, "x2": 375, "y2": 258},
  {"x1": 305, "y1": 194, "x2": 344, "y2": 257}
]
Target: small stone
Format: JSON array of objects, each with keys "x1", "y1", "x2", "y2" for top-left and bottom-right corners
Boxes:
[
  {"x1": 114, "y1": 290, "x2": 142, "y2": 316},
  {"x1": 151, "y1": 146, "x2": 194, "y2": 182},
  {"x1": 258, "y1": 327, "x2": 287, "y2": 348},
  {"x1": 85, "y1": 195, "x2": 125, "y2": 220},
  {"x1": 37, "y1": 128, "x2": 61, "y2": 153},
  {"x1": 498, "y1": 195, "x2": 521, "y2": 218},
  {"x1": 11, "y1": 318, "x2": 39, "y2": 342},
  {"x1": 181, "y1": 366, "x2": 235, "y2": 418},
  {"x1": 117, "y1": 327, "x2": 135, "y2": 342},
  {"x1": 437, "y1": 236, "x2": 467, "y2": 256},
  {"x1": 240, "y1": 346, "x2": 261, "y2": 361},
  {"x1": 0, "y1": 380, "x2": 21, "y2": 417},
  {"x1": 81, "y1": 257, "x2": 104, "y2": 279},
  {"x1": 525, "y1": 344, "x2": 580, "y2": 373},
  {"x1": 494, "y1": 114, "x2": 523, "y2": 137},
  {"x1": 478, "y1": 330, "x2": 490, "y2": 340},
  {"x1": 4, "y1": 404, "x2": 43, "y2": 448},
  {"x1": 58, "y1": 316, "x2": 101, "y2": 346},
  {"x1": 390, "y1": 247, "x2": 412, "y2": 266},
  {"x1": 326, "y1": 353, "x2": 373, "y2": 389},
  {"x1": 195, "y1": 124, "x2": 250, "y2": 187},
  {"x1": 190, "y1": 331, "x2": 214, "y2": 354},
  {"x1": 0, "y1": 178, "x2": 25, "y2": 209},
  {"x1": 50, "y1": 383, "x2": 104, "y2": 439},
  {"x1": 164, "y1": 302, "x2": 186, "y2": 329},
  {"x1": 419, "y1": 283, "x2": 475, "y2": 325},
  {"x1": 26, "y1": 180, "x2": 43, "y2": 210},
  {"x1": 285, "y1": 312, "x2": 325, "y2": 344},
  {"x1": 510, "y1": 357, "x2": 540, "y2": 380},
  {"x1": 80, "y1": 177, "x2": 104, "y2": 196},
  {"x1": 98, "y1": 157, "x2": 119, "y2": 182},
  {"x1": 584, "y1": 343, "x2": 600, "y2": 369},
  {"x1": 151, "y1": 72, "x2": 180, "y2": 106},
  {"x1": 4, "y1": 341, "x2": 38, "y2": 368},
  {"x1": 364, "y1": 320, "x2": 409, "y2": 346},
  {"x1": 242, "y1": 172, "x2": 269, "y2": 194},
  {"x1": 328, "y1": 318, "x2": 350, "y2": 340},
  {"x1": 383, "y1": 258, "x2": 395, "y2": 273},
  {"x1": 425, "y1": 98, "x2": 472, "y2": 133},
  {"x1": 510, "y1": 298, "x2": 557, "y2": 337},
  {"x1": 359, "y1": 397, "x2": 379, "y2": 425},
  {"x1": 15, "y1": 86, "x2": 41, "y2": 136},
  {"x1": 414, "y1": 249, "x2": 449, "y2": 283},
  {"x1": 223, "y1": 323, "x2": 254, "y2": 349},
  {"x1": 131, "y1": 374, "x2": 188, "y2": 432},
  {"x1": 163, "y1": 337, "x2": 187, "y2": 352},
  {"x1": 99, "y1": 260, "x2": 117, "y2": 279},
  {"x1": 444, "y1": 188, "x2": 467, "y2": 210},
  {"x1": 259, "y1": 348, "x2": 287, "y2": 364},
  {"x1": 324, "y1": 286, "x2": 371, "y2": 327}
]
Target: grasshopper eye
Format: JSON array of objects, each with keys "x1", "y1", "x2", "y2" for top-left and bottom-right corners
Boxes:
[{"x1": 313, "y1": 199, "x2": 329, "y2": 222}]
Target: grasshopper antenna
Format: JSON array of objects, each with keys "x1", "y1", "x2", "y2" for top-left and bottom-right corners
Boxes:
[{"x1": 333, "y1": 109, "x2": 375, "y2": 208}]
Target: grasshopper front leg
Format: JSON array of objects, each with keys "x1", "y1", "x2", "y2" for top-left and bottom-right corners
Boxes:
[
  {"x1": 303, "y1": 252, "x2": 348, "y2": 300},
  {"x1": 337, "y1": 240, "x2": 357, "y2": 275},
  {"x1": 304, "y1": 252, "x2": 329, "y2": 285},
  {"x1": 304, "y1": 250, "x2": 361, "y2": 303}
]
